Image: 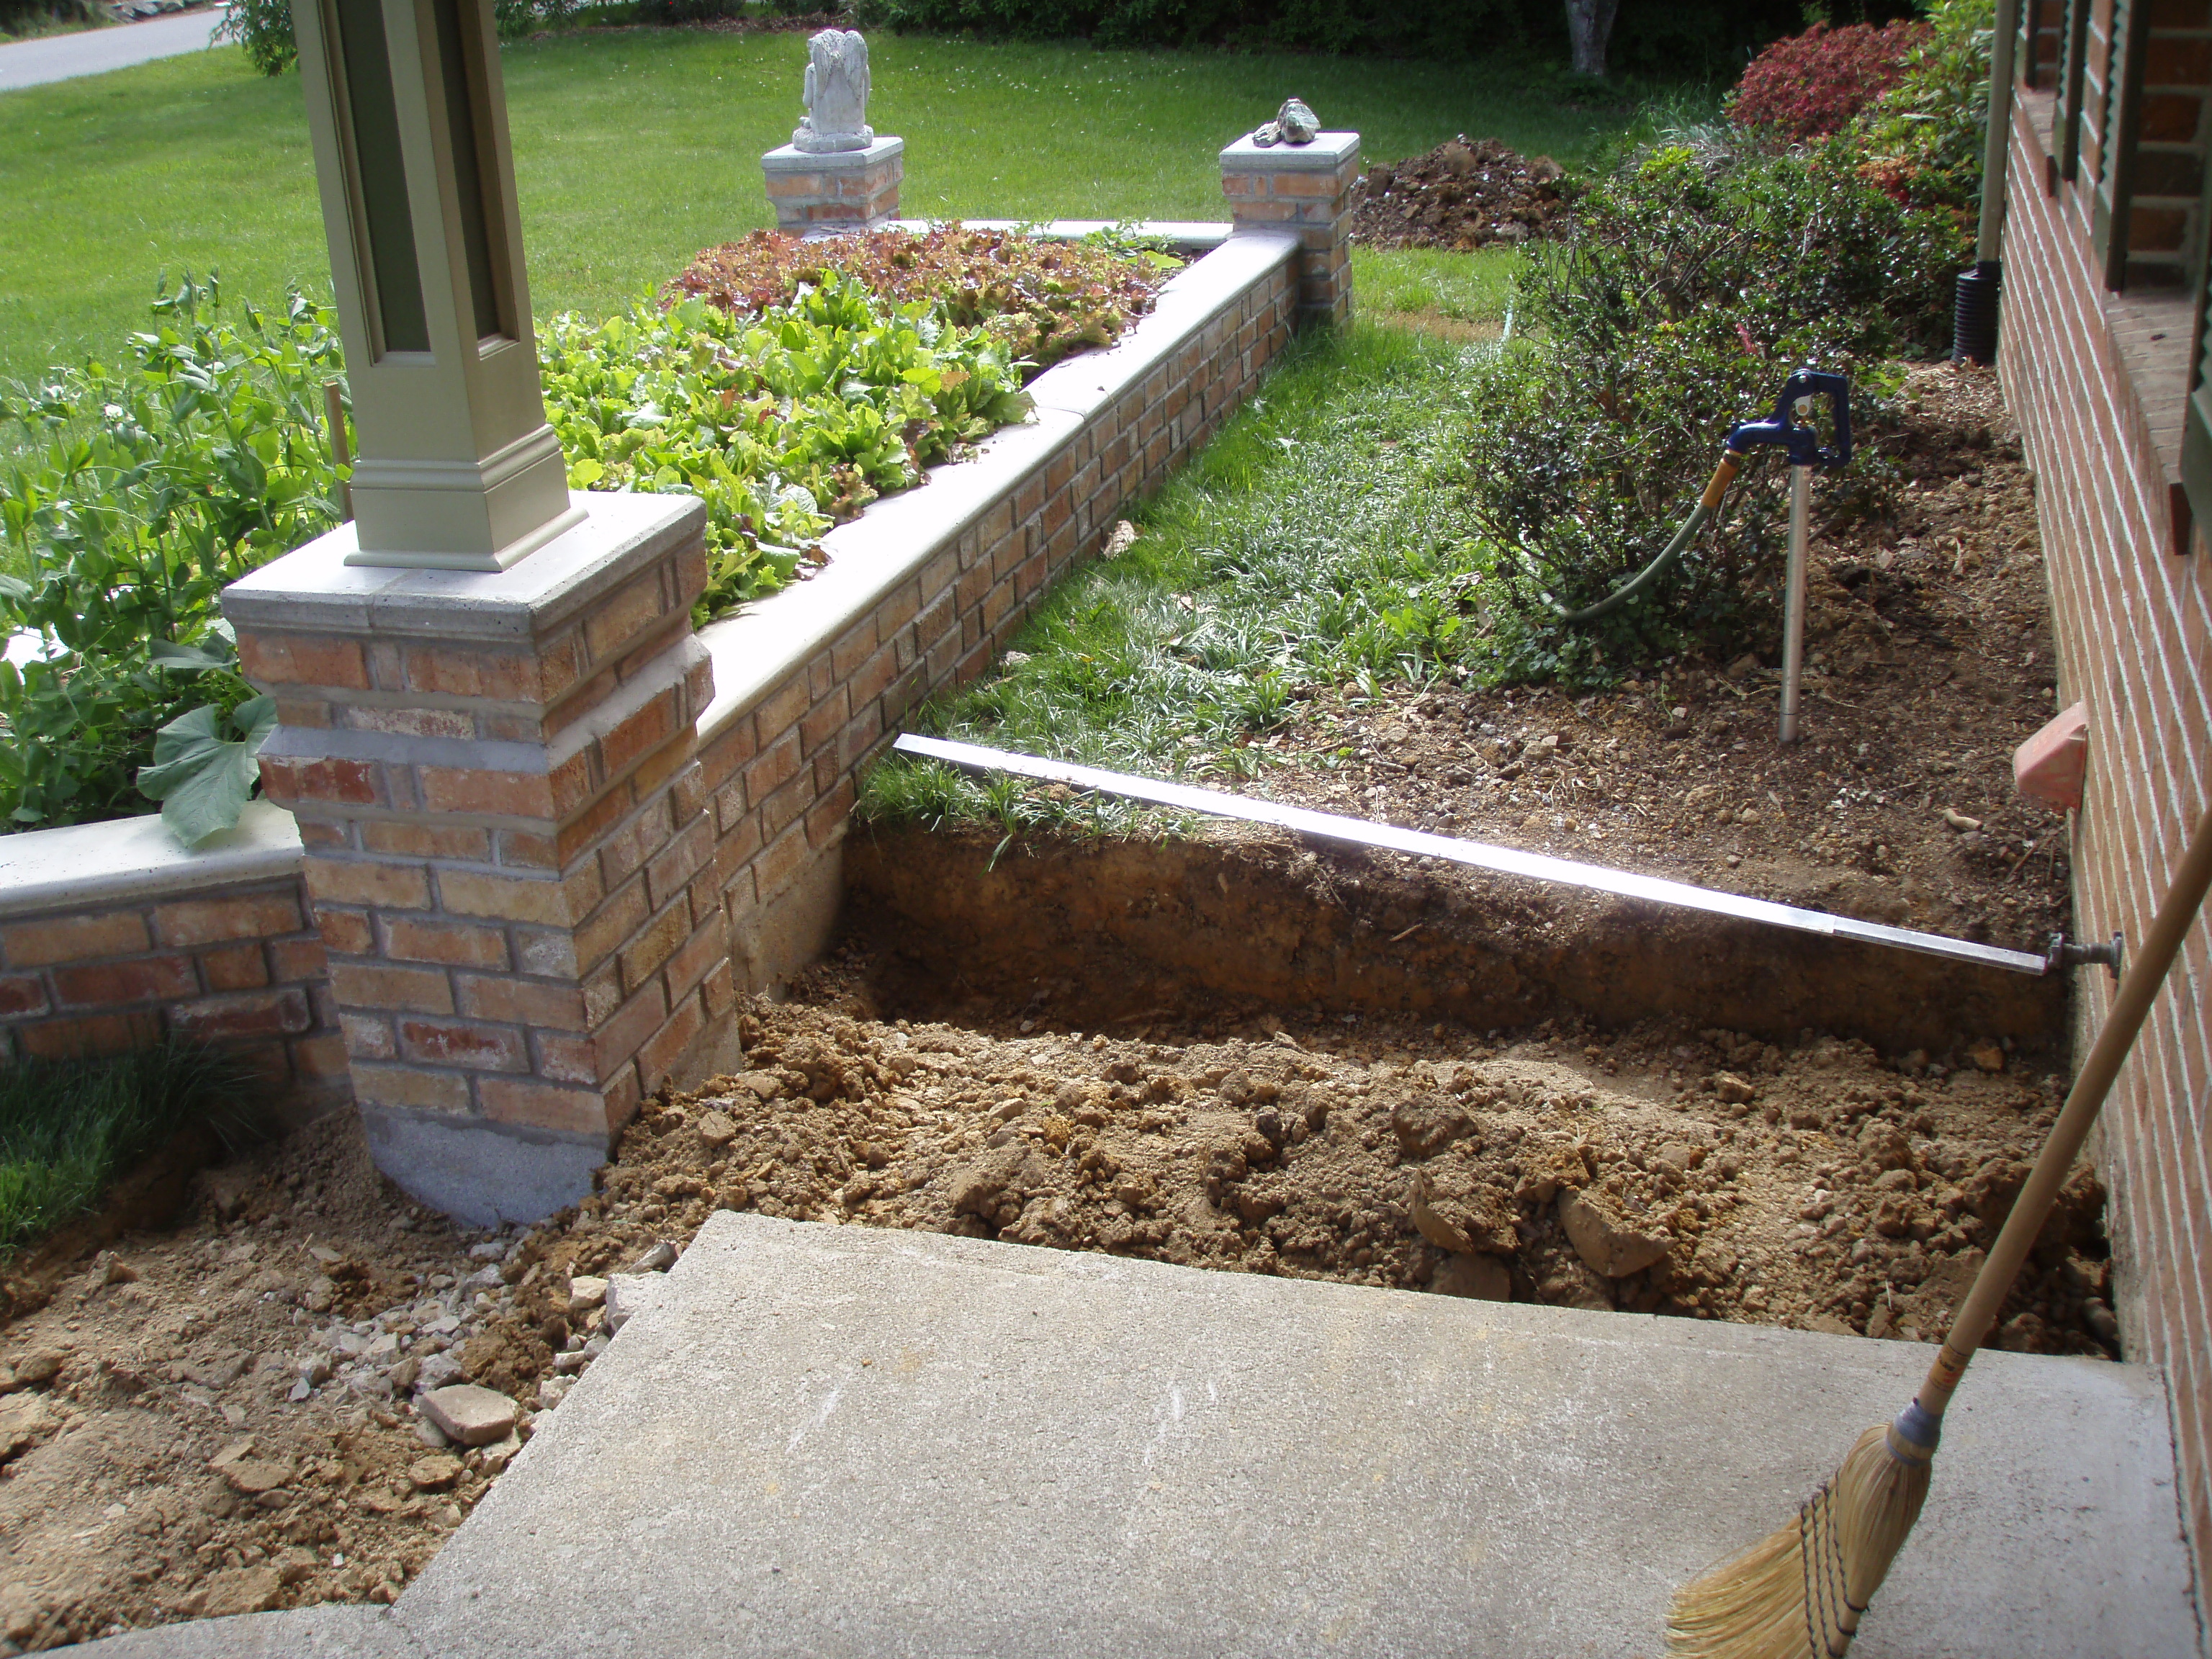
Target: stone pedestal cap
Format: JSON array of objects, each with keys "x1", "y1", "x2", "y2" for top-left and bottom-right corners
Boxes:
[
  {"x1": 1218, "y1": 130, "x2": 1361, "y2": 172},
  {"x1": 762, "y1": 135, "x2": 905, "y2": 173}
]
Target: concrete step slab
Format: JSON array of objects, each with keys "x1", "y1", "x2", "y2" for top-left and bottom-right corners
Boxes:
[{"x1": 379, "y1": 1213, "x2": 2195, "y2": 1659}]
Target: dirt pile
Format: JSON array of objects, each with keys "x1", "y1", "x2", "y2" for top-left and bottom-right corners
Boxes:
[
  {"x1": 1349, "y1": 137, "x2": 1570, "y2": 251},
  {"x1": 0, "y1": 971, "x2": 2113, "y2": 1649}
]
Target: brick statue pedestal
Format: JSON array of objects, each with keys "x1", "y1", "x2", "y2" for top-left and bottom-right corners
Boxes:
[
  {"x1": 1220, "y1": 130, "x2": 1360, "y2": 325},
  {"x1": 762, "y1": 136, "x2": 904, "y2": 233},
  {"x1": 224, "y1": 493, "x2": 732, "y2": 1226}
]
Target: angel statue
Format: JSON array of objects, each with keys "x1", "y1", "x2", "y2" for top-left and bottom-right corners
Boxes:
[{"x1": 793, "y1": 30, "x2": 873, "y2": 154}]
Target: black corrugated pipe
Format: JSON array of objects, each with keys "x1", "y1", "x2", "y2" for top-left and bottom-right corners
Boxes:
[{"x1": 1954, "y1": 0, "x2": 2021, "y2": 365}]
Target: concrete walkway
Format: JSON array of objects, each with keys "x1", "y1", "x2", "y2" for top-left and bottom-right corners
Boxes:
[
  {"x1": 0, "y1": 7, "x2": 219, "y2": 95},
  {"x1": 77, "y1": 1213, "x2": 2201, "y2": 1658}
]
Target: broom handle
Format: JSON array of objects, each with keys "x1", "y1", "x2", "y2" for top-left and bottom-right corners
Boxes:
[{"x1": 1917, "y1": 804, "x2": 2212, "y2": 1419}]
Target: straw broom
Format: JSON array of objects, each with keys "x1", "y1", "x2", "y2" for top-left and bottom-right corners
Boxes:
[{"x1": 1668, "y1": 802, "x2": 2212, "y2": 1659}]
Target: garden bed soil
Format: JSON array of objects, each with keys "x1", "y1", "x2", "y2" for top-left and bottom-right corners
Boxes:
[
  {"x1": 1350, "y1": 136, "x2": 1570, "y2": 250},
  {"x1": 1231, "y1": 361, "x2": 2068, "y2": 960},
  {"x1": 0, "y1": 962, "x2": 2111, "y2": 1650}
]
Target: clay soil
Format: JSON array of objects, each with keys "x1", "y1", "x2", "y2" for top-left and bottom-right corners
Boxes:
[
  {"x1": 1246, "y1": 359, "x2": 2072, "y2": 961},
  {"x1": 1350, "y1": 136, "x2": 1571, "y2": 250},
  {"x1": 0, "y1": 973, "x2": 2114, "y2": 1651}
]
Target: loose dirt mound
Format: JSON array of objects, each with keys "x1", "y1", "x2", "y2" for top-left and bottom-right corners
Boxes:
[
  {"x1": 0, "y1": 973, "x2": 2112, "y2": 1648},
  {"x1": 1350, "y1": 136, "x2": 1571, "y2": 250}
]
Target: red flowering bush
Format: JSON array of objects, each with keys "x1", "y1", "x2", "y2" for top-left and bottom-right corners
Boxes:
[{"x1": 1728, "y1": 20, "x2": 1928, "y2": 145}]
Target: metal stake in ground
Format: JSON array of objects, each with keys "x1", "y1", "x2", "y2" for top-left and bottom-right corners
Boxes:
[
  {"x1": 1779, "y1": 457, "x2": 1812, "y2": 745},
  {"x1": 1667, "y1": 799, "x2": 2212, "y2": 1658}
]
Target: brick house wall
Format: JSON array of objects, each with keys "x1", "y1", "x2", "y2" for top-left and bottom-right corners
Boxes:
[{"x1": 2000, "y1": 94, "x2": 2212, "y2": 1601}]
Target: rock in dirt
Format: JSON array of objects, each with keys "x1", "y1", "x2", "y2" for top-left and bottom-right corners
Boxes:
[
  {"x1": 631, "y1": 1240, "x2": 678, "y2": 1273},
  {"x1": 9, "y1": 1349, "x2": 63, "y2": 1389},
  {"x1": 1431, "y1": 1254, "x2": 1511, "y2": 1300},
  {"x1": 407, "y1": 1454, "x2": 463, "y2": 1491},
  {"x1": 696, "y1": 1110, "x2": 738, "y2": 1148},
  {"x1": 603, "y1": 1274, "x2": 670, "y2": 1334},
  {"x1": 218, "y1": 1457, "x2": 294, "y2": 1496},
  {"x1": 418, "y1": 1383, "x2": 520, "y2": 1447},
  {"x1": 198, "y1": 1565, "x2": 282, "y2": 1619},
  {"x1": 0, "y1": 1393, "x2": 53, "y2": 1460},
  {"x1": 1559, "y1": 1190, "x2": 1672, "y2": 1280},
  {"x1": 565, "y1": 1274, "x2": 608, "y2": 1311}
]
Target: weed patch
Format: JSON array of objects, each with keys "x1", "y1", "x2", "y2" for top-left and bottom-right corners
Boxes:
[
  {"x1": 0, "y1": 1046, "x2": 242, "y2": 1260},
  {"x1": 863, "y1": 321, "x2": 1493, "y2": 834}
]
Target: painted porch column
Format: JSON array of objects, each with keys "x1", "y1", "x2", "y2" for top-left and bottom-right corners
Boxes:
[{"x1": 224, "y1": 0, "x2": 729, "y2": 1225}]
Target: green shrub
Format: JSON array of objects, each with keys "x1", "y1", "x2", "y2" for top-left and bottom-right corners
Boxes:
[
  {"x1": 214, "y1": 0, "x2": 297, "y2": 74},
  {"x1": 1849, "y1": 0, "x2": 1993, "y2": 215},
  {"x1": 0, "y1": 276, "x2": 346, "y2": 840},
  {"x1": 1462, "y1": 139, "x2": 1966, "y2": 681}
]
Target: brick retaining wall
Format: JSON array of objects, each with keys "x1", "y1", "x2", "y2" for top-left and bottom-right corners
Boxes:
[
  {"x1": 0, "y1": 806, "x2": 343, "y2": 1120},
  {"x1": 2000, "y1": 96, "x2": 2212, "y2": 1602},
  {"x1": 691, "y1": 229, "x2": 1303, "y2": 991}
]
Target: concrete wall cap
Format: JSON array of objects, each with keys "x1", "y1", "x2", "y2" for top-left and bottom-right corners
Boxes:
[
  {"x1": 761, "y1": 135, "x2": 904, "y2": 172},
  {"x1": 878, "y1": 220, "x2": 1235, "y2": 254},
  {"x1": 1219, "y1": 130, "x2": 1360, "y2": 171},
  {"x1": 0, "y1": 799, "x2": 302, "y2": 921},
  {"x1": 222, "y1": 493, "x2": 704, "y2": 644}
]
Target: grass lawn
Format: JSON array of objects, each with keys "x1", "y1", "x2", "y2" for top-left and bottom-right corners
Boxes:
[
  {"x1": 0, "y1": 27, "x2": 1658, "y2": 387},
  {"x1": 864, "y1": 318, "x2": 1488, "y2": 837},
  {"x1": 0, "y1": 1046, "x2": 233, "y2": 1259}
]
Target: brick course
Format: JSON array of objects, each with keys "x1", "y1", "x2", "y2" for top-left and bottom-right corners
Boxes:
[
  {"x1": 0, "y1": 874, "x2": 339, "y2": 1117},
  {"x1": 2000, "y1": 96, "x2": 2212, "y2": 1605}
]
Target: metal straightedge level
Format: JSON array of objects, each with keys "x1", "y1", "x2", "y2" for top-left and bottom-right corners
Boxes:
[{"x1": 894, "y1": 734, "x2": 2059, "y2": 978}]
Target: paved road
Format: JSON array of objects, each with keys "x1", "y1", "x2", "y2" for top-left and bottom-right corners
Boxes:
[{"x1": 0, "y1": 7, "x2": 222, "y2": 95}]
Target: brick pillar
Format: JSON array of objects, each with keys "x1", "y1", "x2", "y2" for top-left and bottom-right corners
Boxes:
[
  {"x1": 222, "y1": 494, "x2": 734, "y2": 1226},
  {"x1": 1220, "y1": 129, "x2": 1359, "y2": 325},
  {"x1": 762, "y1": 137, "x2": 904, "y2": 234}
]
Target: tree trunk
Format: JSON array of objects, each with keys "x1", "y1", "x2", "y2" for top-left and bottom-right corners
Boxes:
[{"x1": 1564, "y1": 0, "x2": 1619, "y2": 77}]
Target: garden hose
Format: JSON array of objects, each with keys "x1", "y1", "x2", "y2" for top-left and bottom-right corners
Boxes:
[
  {"x1": 1556, "y1": 366, "x2": 1852, "y2": 626},
  {"x1": 1557, "y1": 454, "x2": 1740, "y2": 624}
]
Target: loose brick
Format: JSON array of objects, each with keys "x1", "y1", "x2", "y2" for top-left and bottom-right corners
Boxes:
[
  {"x1": 0, "y1": 975, "x2": 49, "y2": 1017},
  {"x1": 380, "y1": 917, "x2": 511, "y2": 971},
  {"x1": 477, "y1": 1076, "x2": 613, "y2": 1138},
  {"x1": 153, "y1": 891, "x2": 302, "y2": 949},
  {"x1": 351, "y1": 1062, "x2": 471, "y2": 1115},
  {"x1": 303, "y1": 858, "x2": 431, "y2": 911},
  {"x1": 53, "y1": 955, "x2": 199, "y2": 1007},
  {"x1": 236, "y1": 632, "x2": 369, "y2": 691},
  {"x1": 170, "y1": 988, "x2": 312, "y2": 1041},
  {"x1": 397, "y1": 1017, "x2": 529, "y2": 1072},
  {"x1": 619, "y1": 896, "x2": 693, "y2": 994},
  {"x1": 202, "y1": 943, "x2": 271, "y2": 993},
  {"x1": 17, "y1": 1010, "x2": 163, "y2": 1059},
  {"x1": 329, "y1": 961, "x2": 455, "y2": 1015},
  {"x1": 455, "y1": 974, "x2": 589, "y2": 1030},
  {"x1": 3, "y1": 909, "x2": 150, "y2": 968},
  {"x1": 314, "y1": 909, "x2": 375, "y2": 957},
  {"x1": 437, "y1": 866, "x2": 593, "y2": 928}
]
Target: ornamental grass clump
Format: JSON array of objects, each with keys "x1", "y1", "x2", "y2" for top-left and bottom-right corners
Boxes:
[
  {"x1": 665, "y1": 225, "x2": 1171, "y2": 377},
  {"x1": 539, "y1": 274, "x2": 1034, "y2": 619}
]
